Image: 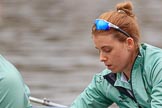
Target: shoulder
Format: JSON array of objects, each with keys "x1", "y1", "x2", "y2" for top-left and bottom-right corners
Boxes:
[
  {"x1": 141, "y1": 43, "x2": 162, "y2": 57},
  {"x1": 0, "y1": 55, "x2": 21, "y2": 81},
  {"x1": 0, "y1": 55, "x2": 31, "y2": 107},
  {"x1": 0, "y1": 55, "x2": 27, "y2": 95},
  {"x1": 140, "y1": 43, "x2": 162, "y2": 67},
  {"x1": 141, "y1": 43, "x2": 162, "y2": 64},
  {"x1": 0, "y1": 55, "x2": 24, "y2": 90},
  {"x1": 140, "y1": 43, "x2": 162, "y2": 84}
]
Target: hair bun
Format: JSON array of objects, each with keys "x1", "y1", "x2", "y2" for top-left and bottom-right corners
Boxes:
[{"x1": 116, "y1": 1, "x2": 134, "y2": 17}]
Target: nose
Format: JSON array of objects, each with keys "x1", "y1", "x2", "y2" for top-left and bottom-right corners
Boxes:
[{"x1": 99, "y1": 52, "x2": 107, "y2": 62}]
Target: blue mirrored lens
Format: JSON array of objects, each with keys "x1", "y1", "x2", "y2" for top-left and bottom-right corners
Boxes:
[
  {"x1": 95, "y1": 19, "x2": 130, "y2": 37},
  {"x1": 95, "y1": 19, "x2": 110, "y2": 30}
]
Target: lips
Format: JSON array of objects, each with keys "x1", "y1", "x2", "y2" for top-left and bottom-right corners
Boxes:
[
  {"x1": 106, "y1": 64, "x2": 113, "y2": 69},
  {"x1": 108, "y1": 65, "x2": 112, "y2": 68}
]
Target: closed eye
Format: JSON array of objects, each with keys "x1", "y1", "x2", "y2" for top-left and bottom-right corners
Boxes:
[
  {"x1": 102, "y1": 47, "x2": 112, "y2": 53},
  {"x1": 95, "y1": 46, "x2": 113, "y2": 54}
]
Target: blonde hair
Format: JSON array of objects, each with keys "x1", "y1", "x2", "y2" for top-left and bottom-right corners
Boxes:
[{"x1": 92, "y1": 1, "x2": 140, "y2": 47}]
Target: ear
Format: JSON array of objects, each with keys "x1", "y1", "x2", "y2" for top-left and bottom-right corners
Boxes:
[{"x1": 125, "y1": 37, "x2": 134, "y2": 50}]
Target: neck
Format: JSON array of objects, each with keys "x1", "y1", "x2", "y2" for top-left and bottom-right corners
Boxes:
[{"x1": 123, "y1": 49, "x2": 139, "y2": 80}]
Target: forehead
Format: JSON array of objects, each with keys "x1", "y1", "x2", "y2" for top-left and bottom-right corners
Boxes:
[
  {"x1": 93, "y1": 34, "x2": 116, "y2": 43},
  {"x1": 92, "y1": 34, "x2": 118, "y2": 48}
]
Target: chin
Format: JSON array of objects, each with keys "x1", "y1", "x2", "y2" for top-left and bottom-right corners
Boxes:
[
  {"x1": 107, "y1": 68, "x2": 120, "y2": 73},
  {"x1": 111, "y1": 71, "x2": 119, "y2": 73},
  {"x1": 107, "y1": 68, "x2": 117, "y2": 73}
]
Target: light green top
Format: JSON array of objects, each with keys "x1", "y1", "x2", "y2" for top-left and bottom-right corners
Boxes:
[
  {"x1": 71, "y1": 43, "x2": 162, "y2": 108},
  {"x1": 0, "y1": 55, "x2": 31, "y2": 108}
]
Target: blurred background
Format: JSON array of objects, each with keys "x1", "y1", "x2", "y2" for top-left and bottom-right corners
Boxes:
[{"x1": 0, "y1": 0, "x2": 162, "y2": 107}]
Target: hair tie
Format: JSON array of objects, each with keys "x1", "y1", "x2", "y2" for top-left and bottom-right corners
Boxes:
[{"x1": 117, "y1": 10, "x2": 126, "y2": 14}]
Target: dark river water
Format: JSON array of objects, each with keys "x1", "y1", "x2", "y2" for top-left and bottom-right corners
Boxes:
[{"x1": 0, "y1": 0, "x2": 162, "y2": 107}]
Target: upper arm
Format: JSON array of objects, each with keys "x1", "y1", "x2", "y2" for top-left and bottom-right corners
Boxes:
[{"x1": 150, "y1": 61, "x2": 162, "y2": 107}]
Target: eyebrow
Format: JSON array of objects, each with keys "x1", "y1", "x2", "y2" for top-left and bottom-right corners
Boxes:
[
  {"x1": 95, "y1": 46, "x2": 112, "y2": 50},
  {"x1": 101, "y1": 46, "x2": 112, "y2": 49}
]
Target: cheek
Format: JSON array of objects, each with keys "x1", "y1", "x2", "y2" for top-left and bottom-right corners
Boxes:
[{"x1": 112, "y1": 49, "x2": 128, "y2": 63}]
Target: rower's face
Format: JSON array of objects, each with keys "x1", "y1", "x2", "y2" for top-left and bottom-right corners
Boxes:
[{"x1": 93, "y1": 34, "x2": 133, "y2": 73}]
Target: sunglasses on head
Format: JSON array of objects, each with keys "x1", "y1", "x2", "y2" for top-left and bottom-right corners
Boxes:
[{"x1": 95, "y1": 19, "x2": 130, "y2": 37}]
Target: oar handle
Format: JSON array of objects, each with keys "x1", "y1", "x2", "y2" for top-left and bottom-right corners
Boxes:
[{"x1": 29, "y1": 96, "x2": 68, "y2": 108}]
